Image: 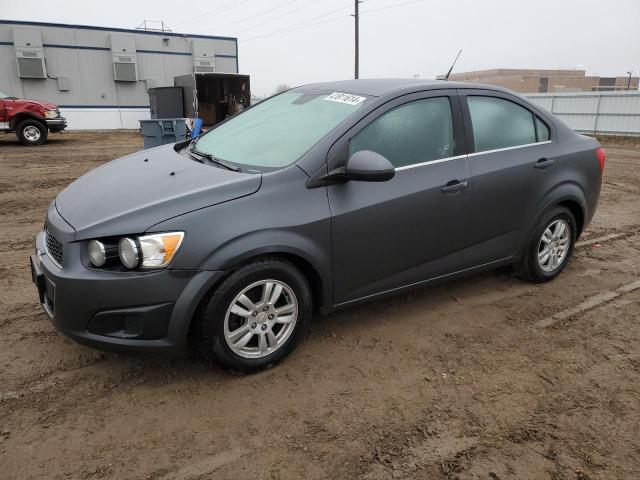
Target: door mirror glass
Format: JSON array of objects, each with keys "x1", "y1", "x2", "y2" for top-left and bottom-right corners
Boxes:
[{"x1": 345, "y1": 150, "x2": 395, "y2": 182}]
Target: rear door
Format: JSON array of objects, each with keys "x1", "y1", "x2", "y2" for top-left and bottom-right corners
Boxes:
[
  {"x1": 328, "y1": 90, "x2": 471, "y2": 305},
  {"x1": 458, "y1": 89, "x2": 556, "y2": 267}
]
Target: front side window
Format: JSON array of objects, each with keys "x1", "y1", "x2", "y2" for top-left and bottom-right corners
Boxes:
[
  {"x1": 349, "y1": 97, "x2": 454, "y2": 168},
  {"x1": 468, "y1": 96, "x2": 537, "y2": 152},
  {"x1": 194, "y1": 90, "x2": 369, "y2": 169}
]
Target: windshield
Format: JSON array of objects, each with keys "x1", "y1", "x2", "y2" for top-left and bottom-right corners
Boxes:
[
  {"x1": 193, "y1": 90, "x2": 369, "y2": 169},
  {"x1": 0, "y1": 91, "x2": 12, "y2": 99}
]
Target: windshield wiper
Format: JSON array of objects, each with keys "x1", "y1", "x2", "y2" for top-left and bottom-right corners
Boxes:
[{"x1": 188, "y1": 144, "x2": 240, "y2": 172}]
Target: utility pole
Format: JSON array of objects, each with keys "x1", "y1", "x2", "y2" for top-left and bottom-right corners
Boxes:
[
  {"x1": 627, "y1": 71, "x2": 633, "y2": 91},
  {"x1": 354, "y1": 0, "x2": 360, "y2": 79}
]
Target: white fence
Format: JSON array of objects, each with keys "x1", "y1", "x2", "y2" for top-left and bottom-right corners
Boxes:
[{"x1": 526, "y1": 91, "x2": 640, "y2": 136}]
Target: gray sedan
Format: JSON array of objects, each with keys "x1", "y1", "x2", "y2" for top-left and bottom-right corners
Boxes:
[{"x1": 31, "y1": 79, "x2": 604, "y2": 371}]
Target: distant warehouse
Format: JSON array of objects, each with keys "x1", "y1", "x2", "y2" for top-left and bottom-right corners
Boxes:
[
  {"x1": 0, "y1": 20, "x2": 240, "y2": 129},
  {"x1": 439, "y1": 69, "x2": 639, "y2": 94}
]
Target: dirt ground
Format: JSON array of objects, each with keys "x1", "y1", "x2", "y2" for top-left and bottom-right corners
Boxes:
[{"x1": 1, "y1": 130, "x2": 639, "y2": 480}]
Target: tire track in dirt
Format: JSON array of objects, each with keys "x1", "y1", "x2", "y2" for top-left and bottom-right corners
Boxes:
[{"x1": 535, "y1": 278, "x2": 640, "y2": 328}]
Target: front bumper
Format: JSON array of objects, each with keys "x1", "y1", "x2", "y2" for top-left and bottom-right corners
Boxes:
[
  {"x1": 45, "y1": 117, "x2": 67, "y2": 132},
  {"x1": 32, "y1": 230, "x2": 224, "y2": 354}
]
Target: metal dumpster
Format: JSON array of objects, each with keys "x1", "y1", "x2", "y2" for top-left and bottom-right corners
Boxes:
[{"x1": 139, "y1": 118, "x2": 187, "y2": 149}]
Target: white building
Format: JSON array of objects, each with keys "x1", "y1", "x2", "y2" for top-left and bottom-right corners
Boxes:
[{"x1": 0, "y1": 20, "x2": 239, "y2": 129}]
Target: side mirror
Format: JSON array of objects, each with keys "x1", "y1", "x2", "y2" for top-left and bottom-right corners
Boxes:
[
  {"x1": 344, "y1": 150, "x2": 395, "y2": 182},
  {"x1": 306, "y1": 150, "x2": 395, "y2": 188}
]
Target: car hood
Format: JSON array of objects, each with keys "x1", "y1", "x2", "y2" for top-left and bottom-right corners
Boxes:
[
  {"x1": 13, "y1": 98, "x2": 57, "y2": 110},
  {"x1": 55, "y1": 144, "x2": 262, "y2": 240}
]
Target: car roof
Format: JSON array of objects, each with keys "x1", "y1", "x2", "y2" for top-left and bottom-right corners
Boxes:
[{"x1": 296, "y1": 78, "x2": 512, "y2": 97}]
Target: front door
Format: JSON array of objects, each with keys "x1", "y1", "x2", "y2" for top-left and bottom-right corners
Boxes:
[{"x1": 328, "y1": 90, "x2": 471, "y2": 305}]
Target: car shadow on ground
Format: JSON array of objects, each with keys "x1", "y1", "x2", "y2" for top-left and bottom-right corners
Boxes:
[{"x1": 60, "y1": 265, "x2": 516, "y2": 382}]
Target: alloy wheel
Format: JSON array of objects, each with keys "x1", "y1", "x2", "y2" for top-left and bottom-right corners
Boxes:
[
  {"x1": 537, "y1": 219, "x2": 570, "y2": 272},
  {"x1": 223, "y1": 279, "x2": 298, "y2": 359}
]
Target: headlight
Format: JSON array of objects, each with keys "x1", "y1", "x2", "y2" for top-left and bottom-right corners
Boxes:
[
  {"x1": 88, "y1": 240, "x2": 106, "y2": 267},
  {"x1": 138, "y1": 232, "x2": 184, "y2": 268},
  {"x1": 117, "y1": 232, "x2": 184, "y2": 269},
  {"x1": 118, "y1": 237, "x2": 140, "y2": 269},
  {"x1": 44, "y1": 109, "x2": 59, "y2": 119}
]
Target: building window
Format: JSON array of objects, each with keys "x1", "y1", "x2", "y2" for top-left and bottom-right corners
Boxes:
[{"x1": 538, "y1": 77, "x2": 549, "y2": 93}]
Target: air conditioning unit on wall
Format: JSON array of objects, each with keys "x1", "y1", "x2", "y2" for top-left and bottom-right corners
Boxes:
[
  {"x1": 110, "y1": 35, "x2": 138, "y2": 82},
  {"x1": 13, "y1": 28, "x2": 47, "y2": 79},
  {"x1": 191, "y1": 40, "x2": 215, "y2": 73}
]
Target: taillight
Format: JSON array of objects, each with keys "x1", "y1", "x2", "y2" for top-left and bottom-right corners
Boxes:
[{"x1": 595, "y1": 147, "x2": 606, "y2": 173}]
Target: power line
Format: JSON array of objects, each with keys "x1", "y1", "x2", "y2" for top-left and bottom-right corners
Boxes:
[
  {"x1": 173, "y1": 0, "x2": 252, "y2": 28},
  {"x1": 173, "y1": 1, "x2": 240, "y2": 27},
  {"x1": 211, "y1": 0, "x2": 303, "y2": 31},
  {"x1": 362, "y1": 0, "x2": 425, "y2": 16},
  {"x1": 241, "y1": 0, "x2": 424, "y2": 43},
  {"x1": 249, "y1": 4, "x2": 353, "y2": 34},
  {"x1": 242, "y1": 13, "x2": 349, "y2": 42},
  {"x1": 241, "y1": 5, "x2": 353, "y2": 42},
  {"x1": 234, "y1": 0, "x2": 319, "y2": 34}
]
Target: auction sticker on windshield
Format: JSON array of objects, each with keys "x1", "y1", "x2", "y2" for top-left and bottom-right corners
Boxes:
[{"x1": 323, "y1": 92, "x2": 367, "y2": 105}]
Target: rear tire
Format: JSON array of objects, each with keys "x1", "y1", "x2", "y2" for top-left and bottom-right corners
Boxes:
[
  {"x1": 516, "y1": 206, "x2": 577, "y2": 283},
  {"x1": 16, "y1": 119, "x2": 48, "y2": 146},
  {"x1": 193, "y1": 258, "x2": 312, "y2": 373}
]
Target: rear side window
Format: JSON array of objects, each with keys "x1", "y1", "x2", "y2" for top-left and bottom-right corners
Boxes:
[
  {"x1": 467, "y1": 96, "x2": 536, "y2": 152},
  {"x1": 350, "y1": 97, "x2": 454, "y2": 168},
  {"x1": 536, "y1": 116, "x2": 550, "y2": 141}
]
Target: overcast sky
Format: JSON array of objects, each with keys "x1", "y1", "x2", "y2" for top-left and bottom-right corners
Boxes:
[{"x1": 3, "y1": 0, "x2": 639, "y2": 96}]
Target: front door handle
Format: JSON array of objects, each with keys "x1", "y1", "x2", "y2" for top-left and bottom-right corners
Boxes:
[
  {"x1": 441, "y1": 180, "x2": 468, "y2": 193},
  {"x1": 534, "y1": 157, "x2": 555, "y2": 169}
]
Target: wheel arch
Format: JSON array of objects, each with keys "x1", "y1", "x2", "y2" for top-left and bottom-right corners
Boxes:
[
  {"x1": 535, "y1": 181, "x2": 588, "y2": 236},
  {"x1": 557, "y1": 199, "x2": 585, "y2": 235},
  {"x1": 223, "y1": 249, "x2": 327, "y2": 316},
  {"x1": 10, "y1": 112, "x2": 46, "y2": 131},
  {"x1": 186, "y1": 247, "x2": 331, "y2": 342}
]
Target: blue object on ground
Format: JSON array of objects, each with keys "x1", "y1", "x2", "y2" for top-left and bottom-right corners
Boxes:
[{"x1": 191, "y1": 117, "x2": 203, "y2": 138}]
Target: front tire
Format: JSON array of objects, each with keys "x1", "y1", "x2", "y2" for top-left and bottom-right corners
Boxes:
[
  {"x1": 193, "y1": 258, "x2": 312, "y2": 372},
  {"x1": 16, "y1": 119, "x2": 48, "y2": 146},
  {"x1": 516, "y1": 206, "x2": 577, "y2": 283}
]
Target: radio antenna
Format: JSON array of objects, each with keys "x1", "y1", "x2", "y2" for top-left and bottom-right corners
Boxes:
[{"x1": 444, "y1": 49, "x2": 462, "y2": 80}]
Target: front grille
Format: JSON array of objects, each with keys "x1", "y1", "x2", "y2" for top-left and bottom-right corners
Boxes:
[{"x1": 45, "y1": 229, "x2": 64, "y2": 267}]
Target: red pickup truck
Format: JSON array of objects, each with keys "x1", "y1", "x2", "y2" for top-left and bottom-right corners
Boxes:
[{"x1": 0, "y1": 90, "x2": 67, "y2": 146}]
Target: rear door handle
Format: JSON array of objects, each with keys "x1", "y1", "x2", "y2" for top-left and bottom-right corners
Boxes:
[
  {"x1": 534, "y1": 157, "x2": 555, "y2": 169},
  {"x1": 441, "y1": 180, "x2": 468, "y2": 193}
]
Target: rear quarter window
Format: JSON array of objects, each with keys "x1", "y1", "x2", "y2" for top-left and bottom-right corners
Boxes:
[{"x1": 536, "y1": 116, "x2": 550, "y2": 141}]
